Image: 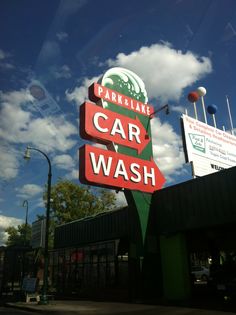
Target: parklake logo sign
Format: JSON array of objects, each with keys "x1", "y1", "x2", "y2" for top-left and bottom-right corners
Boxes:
[
  {"x1": 189, "y1": 133, "x2": 206, "y2": 153},
  {"x1": 79, "y1": 67, "x2": 165, "y2": 194}
]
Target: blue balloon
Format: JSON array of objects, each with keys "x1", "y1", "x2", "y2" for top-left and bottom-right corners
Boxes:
[{"x1": 207, "y1": 104, "x2": 217, "y2": 115}]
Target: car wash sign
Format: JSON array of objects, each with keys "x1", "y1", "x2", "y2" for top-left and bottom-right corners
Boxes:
[{"x1": 79, "y1": 67, "x2": 165, "y2": 193}]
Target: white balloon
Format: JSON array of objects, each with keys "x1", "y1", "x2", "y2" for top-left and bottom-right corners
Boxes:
[{"x1": 197, "y1": 86, "x2": 207, "y2": 96}]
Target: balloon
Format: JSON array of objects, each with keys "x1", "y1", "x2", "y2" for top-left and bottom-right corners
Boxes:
[
  {"x1": 196, "y1": 86, "x2": 207, "y2": 97},
  {"x1": 207, "y1": 104, "x2": 217, "y2": 115},
  {"x1": 188, "y1": 91, "x2": 199, "y2": 103}
]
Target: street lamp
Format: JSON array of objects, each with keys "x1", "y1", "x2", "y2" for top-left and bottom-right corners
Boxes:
[
  {"x1": 22, "y1": 200, "x2": 29, "y2": 246},
  {"x1": 145, "y1": 104, "x2": 170, "y2": 138},
  {"x1": 24, "y1": 146, "x2": 52, "y2": 305},
  {"x1": 21, "y1": 200, "x2": 29, "y2": 281}
]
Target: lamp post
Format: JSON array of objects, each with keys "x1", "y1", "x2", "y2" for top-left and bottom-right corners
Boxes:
[
  {"x1": 145, "y1": 104, "x2": 170, "y2": 138},
  {"x1": 24, "y1": 146, "x2": 52, "y2": 305},
  {"x1": 22, "y1": 200, "x2": 29, "y2": 281},
  {"x1": 22, "y1": 200, "x2": 29, "y2": 246}
]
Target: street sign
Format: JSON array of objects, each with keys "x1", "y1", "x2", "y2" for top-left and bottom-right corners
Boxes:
[
  {"x1": 89, "y1": 82, "x2": 154, "y2": 117},
  {"x1": 80, "y1": 102, "x2": 150, "y2": 154},
  {"x1": 79, "y1": 144, "x2": 165, "y2": 193}
]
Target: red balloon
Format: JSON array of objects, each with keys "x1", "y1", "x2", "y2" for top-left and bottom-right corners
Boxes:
[{"x1": 187, "y1": 91, "x2": 199, "y2": 103}]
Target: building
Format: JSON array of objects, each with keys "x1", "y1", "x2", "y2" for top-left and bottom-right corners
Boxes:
[{"x1": 50, "y1": 165, "x2": 236, "y2": 303}]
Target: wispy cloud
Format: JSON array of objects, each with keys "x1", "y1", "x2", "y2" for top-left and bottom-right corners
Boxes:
[
  {"x1": 0, "y1": 145, "x2": 20, "y2": 180},
  {"x1": 0, "y1": 88, "x2": 77, "y2": 180},
  {"x1": 114, "y1": 191, "x2": 127, "y2": 208},
  {"x1": 0, "y1": 48, "x2": 15, "y2": 70},
  {"x1": 66, "y1": 76, "x2": 100, "y2": 107},
  {"x1": 107, "y1": 42, "x2": 212, "y2": 102},
  {"x1": 15, "y1": 184, "x2": 44, "y2": 199},
  {"x1": 56, "y1": 31, "x2": 68, "y2": 41},
  {"x1": 151, "y1": 117, "x2": 185, "y2": 182},
  {"x1": 53, "y1": 154, "x2": 75, "y2": 170},
  {"x1": 53, "y1": 64, "x2": 71, "y2": 79},
  {"x1": 0, "y1": 49, "x2": 7, "y2": 60}
]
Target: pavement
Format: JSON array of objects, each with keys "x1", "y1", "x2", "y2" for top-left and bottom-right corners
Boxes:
[{"x1": 5, "y1": 300, "x2": 236, "y2": 315}]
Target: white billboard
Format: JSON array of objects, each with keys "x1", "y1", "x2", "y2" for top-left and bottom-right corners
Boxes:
[{"x1": 181, "y1": 114, "x2": 236, "y2": 177}]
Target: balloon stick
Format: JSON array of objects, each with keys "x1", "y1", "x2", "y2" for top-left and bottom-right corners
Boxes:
[
  {"x1": 212, "y1": 114, "x2": 217, "y2": 128},
  {"x1": 193, "y1": 102, "x2": 198, "y2": 120},
  {"x1": 201, "y1": 96, "x2": 207, "y2": 124},
  {"x1": 196, "y1": 87, "x2": 207, "y2": 124},
  {"x1": 226, "y1": 95, "x2": 234, "y2": 135},
  {"x1": 207, "y1": 104, "x2": 217, "y2": 128}
]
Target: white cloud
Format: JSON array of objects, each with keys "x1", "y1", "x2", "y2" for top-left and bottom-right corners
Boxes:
[
  {"x1": 15, "y1": 184, "x2": 43, "y2": 199},
  {"x1": 0, "y1": 96, "x2": 32, "y2": 143},
  {"x1": 0, "y1": 89, "x2": 77, "y2": 150},
  {"x1": 0, "y1": 215, "x2": 23, "y2": 246},
  {"x1": 0, "y1": 48, "x2": 12, "y2": 60},
  {"x1": 34, "y1": 198, "x2": 45, "y2": 209},
  {"x1": 56, "y1": 31, "x2": 68, "y2": 41},
  {"x1": 0, "y1": 145, "x2": 19, "y2": 180},
  {"x1": 53, "y1": 154, "x2": 75, "y2": 170},
  {"x1": 0, "y1": 62, "x2": 15, "y2": 70},
  {"x1": 0, "y1": 48, "x2": 14, "y2": 70},
  {"x1": 54, "y1": 64, "x2": 71, "y2": 79},
  {"x1": 66, "y1": 43, "x2": 212, "y2": 106},
  {"x1": 66, "y1": 76, "x2": 100, "y2": 106},
  {"x1": 171, "y1": 105, "x2": 186, "y2": 114},
  {"x1": 66, "y1": 168, "x2": 79, "y2": 180},
  {"x1": 0, "y1": 49, "x2": 6, "y2": 60},
  {"x1": 24, "y1": 116, "x2": 77, "y2": 152},
  {"x1": 107, "y1": 42, "x2": 212, "y2": 102},
  {"x1": 0, "y1": 89, "x2": 33, "y2": 105},
  {"x1": 151, "y1": 117, "x2": 185, "y2": 182},
  {"x1": 114, "y1": 191, "x2": 127, "y2": 208},
  {"x1": 0, "y1": 89, "x2": 78, "y2": 180}
]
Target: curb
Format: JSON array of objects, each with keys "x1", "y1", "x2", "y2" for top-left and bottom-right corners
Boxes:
[{"x1": 5, "y1": 302, "x2": 61, "y2": 314}]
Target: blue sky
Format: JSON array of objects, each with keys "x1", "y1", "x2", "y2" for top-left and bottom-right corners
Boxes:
[{"x1": 0, "y1": 0, "x2": 236, "y2": 244}]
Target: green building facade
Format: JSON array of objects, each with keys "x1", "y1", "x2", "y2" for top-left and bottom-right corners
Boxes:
[{"x1": 51, "y1": 166, "x2": 236, "y2": 303}]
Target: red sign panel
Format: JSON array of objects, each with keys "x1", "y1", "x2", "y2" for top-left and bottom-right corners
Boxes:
[
  {"x1": 80, "y1": 102, "x2": 150, "y2": 154},
  {"x1": 79, "y1": 144, "x2": 166, "y2": 193},
  {"x1": 89, "y1": 83, "x2": 154, "y2": 117}
]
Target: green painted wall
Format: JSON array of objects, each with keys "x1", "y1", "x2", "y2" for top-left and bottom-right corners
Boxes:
[{"x1": 160, "y1": 233, "x2": 191, "y2": 301}]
